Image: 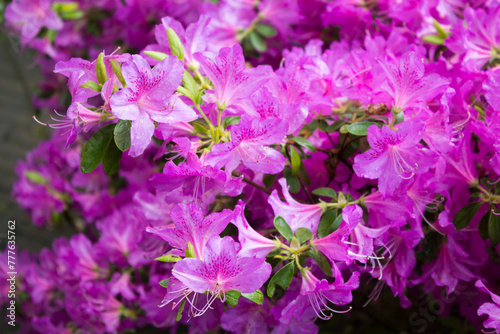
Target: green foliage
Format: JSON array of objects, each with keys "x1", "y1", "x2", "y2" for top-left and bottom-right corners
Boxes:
[
  {"x1": 267, "y1": 262, "x2": 294, "y2": 298},
  {"x1": 274, "y1": 216, "x2": 293, "y2": 242},
  {"x1": 453, "y1": 202, "x2": 482, "y2": 229}
]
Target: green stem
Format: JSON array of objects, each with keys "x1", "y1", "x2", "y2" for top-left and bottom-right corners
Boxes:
[
  {"x1": 195, "y1": 103, "x2": 215, "y2": 139},
  {"x1": 193, "y1": 67, "x2": 210, "y2": 90},
  {"x1": 236, "y1": 15, "x2": 261, "y2": 41}
]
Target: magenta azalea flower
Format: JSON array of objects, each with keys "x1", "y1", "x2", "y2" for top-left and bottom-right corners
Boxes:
[
  {"x1": 147, "y1": 15, "x2": 212, "y2": 69},
  {"x1": 310, "y1": 222, "x2": 352, "y2": 264},
  {"x1": 150, "y1": 153, "x2": 244, "y2": 200},
  {"x1": 232, "y1": 200, "x2": 278, "y2": 258},
  {"x1": 269, "y1": 178, "x2": 324, "y2": 234},
  {"x1": 5, "y1": 0, "x2": 63, "y2": 45},
  {"x1": 353, "y1": 120, "x2": 437, "y2": 197},
  {"x1": 448, "y1": 6, "x2": 500, "y2": 70},
  {"x1": 378, "y1": 50, "x2": 449, "y2": 112},
  {"x1": 110, "y1": 55, "x2": 197, "y2": 156},
  {"x1": 167, "y1": 236, "x2": 272, "y2": 316},
  {"x1": 280, "y1": 268, "x2": 359, "y2": 323},
  {"x1": 194, "y1": 44, "x2": 272, "y2": 111},
  {"x1": 205, "y1": 117, "x2": 287, "y2": 175},
  {"x1": 146, "y1": 202, "x2": 233, "y2": 259},
  {"x1": 415, "y1": 235, "x2": 481, "y2": 294},
  {"x1": 475, "y1": 280, "x2": 500, "y2": 333},
  {"x1": 483, "y1": 70, "x2": 500, "y2": 112}
]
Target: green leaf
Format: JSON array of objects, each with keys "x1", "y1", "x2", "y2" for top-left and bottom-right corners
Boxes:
[
  {"x1": 479, "y1": 209, "x2": 490, "y2": 240},
  {"x1": 176, "y1": 86, "x2": 191, "y2": 97},
  {"x1": 295, "y1": 227, "x2": 312, "y2": 244},
  {"x1": 274, "y1": 216, "x2": 294, "y2": 242},
  {"x1": 241, "y1": 290, "x2": 264, "y2": 305},
  {"x1": 176, "y1": 299, "x2": 186, "y2": 321},
  {"x1": 489, "y1": 206, "x2": 500, "y2": 247},
  {"x1": 332, "y1": 213, "x2": 343, "y2": 231},
  {"x1": 290, "y1": 136, "x2": 316, "y2": 153},
  {"x1": 155, "y1": 254, "x2": 182, "y2": 262},
  {"x1": 143, "y1": 50, "x2": 168, "y2": 61},
  {"x1": 167, "y1": 27, "x2": 185, "y2": 61},
  {"x1": 453, "y1": 202, "x2": 482, "y2": 229},
  {"x1": 305, "y1": 249, "x2": 333, "y2": 276},
  {"x1": 317, "y1": 209, "x2": 337, "y2": 238},
  {"x1": 81, "y1": 124, "x2": 116, "y2": 174},
  {"x1": 96, "y1": 52, "x2": 107, "y2": 85},
  {"x1": 223, "y1": 116, "x2": 241, "y2": 127},
  {"x1": 192, "y1": 122, "x2": 210, "y2": 135},
  {"x1": 346, "y1": 122, "x2": 381, "y2": 136},
  {"x1": 248, "y1": 31, "x2": 268, "y2": 52},
  {"x1": 225, "y1": 290, "x2": 241, "y2": 307},
  {"x1": 80, "y1": 80, "x2": 101, "y2": 92},
  {"x1": 267, "y1": 262, "x2": 294, "y2": 298},
  {"x1": 312, "y1": 187, "x2": 337, "y2": 199},
  {"x1": 109, "y1": 59, "x2": 126, "y2": 87},
  {"x1": 114, "y1": 120, "x2": 132, "y2": 151},
  {"x1": 159, "y1": 279, "x2": 169, "y2": 288},
  {"x1": 305, "y1": 121, "x2": 318, "y2": 132},
  {"x1": 255, "y1": 24, "x2": 277, "y2": 37},
  {"x1": 102, "y1": 139, "x2": 122, "y2": 175},
  {"x1": 182, "y1": 70, "x2": 199, "y2": 103},
  {"x1": 25, "y1": 171, "x2": 47, "y2": 185},
  {"x1": 422, "y1": 35, "x2": 445, "y2": 45},
  {"x1": 290, "y1": 146, "x2": 301, "y2": 176},
  {"x1": 263, "y1": 173, "x2": 277, "y2": 188},
  {"x1": 325, "y1": 120, "x2": 346, "y2": 133},
  {"x1": 185, "y1": 242, "x2": 196, "y2": 258}
]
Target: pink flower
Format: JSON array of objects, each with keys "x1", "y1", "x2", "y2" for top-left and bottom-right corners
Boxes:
[
  {"x1": 150, "y1": 152, "x2": 244, "y2": 200},
  {"x1": 475, "y1": 280, "x2": 500, "y2": 333},
  {"x1": 310, "y1": 222, "x2": 352, "y2": 264},
  {"x1": 269, "y1": 178, "x2": 324, "y2": 234},
  {"x1": 5, "y1": 0, "x2": 63, "y2": 45},
  {"x1": 232, "y1": 200, "x2": 278, "y2": 258},
  {"x1": 205, "y1": 117, "x2": 287, "y2": 175},
  {"x1": 280, "y1": 268, "x2": 359, "y2": 323},
  {"x1": 378, "y1": 50, "x2": 449, "y2": 112},
  {"x1": 166, "y1": 236, "x2": 272, "y2": 317},
  {"x1": 110, "y1": 55, "x2": 197, "y2": 156},
  {"x1": 353, "y1": 120, "x2": 438, "y2": 197},
  {"x1": 194, "y1": 44, "x2": 272, "y2": 111}
]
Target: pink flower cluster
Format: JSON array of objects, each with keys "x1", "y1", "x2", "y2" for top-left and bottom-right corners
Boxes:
[{"x1": 4, "y1": 0, "x2": 500, "y2": 333}]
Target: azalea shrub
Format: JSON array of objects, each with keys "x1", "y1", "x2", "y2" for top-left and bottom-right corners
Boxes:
[{"x1": 3, "y1": 0, "x2": 500, "y2": 333}]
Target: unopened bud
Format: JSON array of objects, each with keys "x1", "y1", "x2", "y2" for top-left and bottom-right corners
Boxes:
[
  {"x1": 96, "y1": 52, "x2": 107, "y2": 85},
  {"x1": 167, "y1": 28, "x2": 185, "y2": 61},
  {"x1": 109, "y1": 59, "x2": 126, "y2": 87}
]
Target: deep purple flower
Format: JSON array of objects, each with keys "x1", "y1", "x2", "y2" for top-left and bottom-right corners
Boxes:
[
  {"x1": 280, "y1": 268, "x2": 359, "y2": 323},
  {"x1": 221, "y1": 298, "x2": 277, "y2": 334},
  {"x1": 150, "y1": 152, "x2": 244, "y2": 200}
]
